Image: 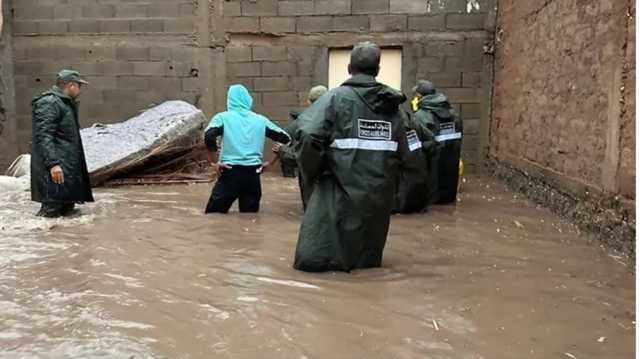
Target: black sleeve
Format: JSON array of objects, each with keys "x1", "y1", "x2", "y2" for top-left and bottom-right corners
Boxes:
[
  {"x1": 204, "y1": 127, "x2": 223, "y2": 152},
  {"x1": 266, "y1": 127, "x2": 291, "y2": 145}
]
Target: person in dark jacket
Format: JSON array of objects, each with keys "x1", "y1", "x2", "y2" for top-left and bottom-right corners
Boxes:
[
  {"x1": 31, "y1": 70, "x2": 94, "y2": 218},
  {"x1": 203, "y1": 84, "x2": 291, "y2": 214},
  {"x1": 393, "y1": 109, "x2": 434, "y2": 214},
  {"x1": 293, "y1": 42, "x2": 409, "y2": 273},
  {"x1": 274, "y1": 85, "x2": 328, "y2": 210},
  {"x1": 411, "y1": 80, "x2": 463, "y2": 204}
]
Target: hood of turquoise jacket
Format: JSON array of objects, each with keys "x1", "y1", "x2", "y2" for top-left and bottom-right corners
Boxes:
[{"x1": 227, "y1": 84, "x2": 253, "y2": 114}]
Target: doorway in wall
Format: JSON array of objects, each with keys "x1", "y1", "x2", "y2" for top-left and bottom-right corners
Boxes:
[{"x1": 328, "y1": 48, "x2": 402, "y2": 90}]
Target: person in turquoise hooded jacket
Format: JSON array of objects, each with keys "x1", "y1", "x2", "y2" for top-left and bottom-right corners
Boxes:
[{"x1": 203, "y1": 84, "x2": 291, "y2": 213}]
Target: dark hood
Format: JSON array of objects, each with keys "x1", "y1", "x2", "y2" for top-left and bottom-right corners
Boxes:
[
  {"x1": 343, "y1": 74, "x2": 406, "y2": 114},
  {"x1": 419, "y1": 93, "x2": 452, "y2": 119}
]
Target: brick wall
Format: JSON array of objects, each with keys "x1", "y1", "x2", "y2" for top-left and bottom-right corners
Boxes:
[
  {"x1": 4, "y1": 0, "x2": 496, "y2": 173},
  {"x1": 491, "y1": 0, "x2": 635, "y2": 201}
]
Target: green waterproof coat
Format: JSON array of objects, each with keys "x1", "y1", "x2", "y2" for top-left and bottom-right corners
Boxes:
[
  {"x1": 30, "y1": 86, "x2": 94, "y2": 204},
  {"x1": 393, "y1": 110, "x2": 435, "y2": 213},
  {"x1": 293, "y1": 74, "x2": 408, "y2": 272},
  {"x1": 413, "y1": 93, "x2": 463, "y2": 204}
]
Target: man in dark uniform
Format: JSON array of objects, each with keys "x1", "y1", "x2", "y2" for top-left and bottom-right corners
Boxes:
[
  {"x1": 293, "y1": 42, "x2": 409, "y2": 272},
  {"x1": 274, "y1": 85, "x2": 328, "y2": 210},
  {"x1": 31, "y1": 70, "x2": 94, "y2": 218},
  {"x1": 411, "y1": 80, "x2": 463, "y2": 204}
]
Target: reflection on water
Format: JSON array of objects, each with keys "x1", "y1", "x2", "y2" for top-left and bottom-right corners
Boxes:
[{"x1": 0, "y1": 176, "x2": 634, "y2": 359}]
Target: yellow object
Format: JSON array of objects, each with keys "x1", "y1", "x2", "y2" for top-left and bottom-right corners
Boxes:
[
  {"x1": 411, "y1": 96, "x2": 420, "y2": 112},
  {"x1": 458, "y1": 159, "x2": 464, "y2": 193}
]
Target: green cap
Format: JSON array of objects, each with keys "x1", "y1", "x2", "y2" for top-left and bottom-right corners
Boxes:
[{"x1": 56, "y1": 69, "x2": 89, "y2": 85}]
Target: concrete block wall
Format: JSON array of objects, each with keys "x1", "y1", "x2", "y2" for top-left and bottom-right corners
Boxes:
[
  {"x1": 10, "y1": 0, "x2": 201, "y2": 155},
  {"x1": 222, "y1": 0, "x2": 497, "y2": 172},
  {"x1": 4, "y1": 0, "x2": 496, "y2": 173}
]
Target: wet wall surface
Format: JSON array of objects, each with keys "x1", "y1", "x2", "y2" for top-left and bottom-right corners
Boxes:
[{"x1": 0, "y1": 175, "x2": 634, "y2": 359}]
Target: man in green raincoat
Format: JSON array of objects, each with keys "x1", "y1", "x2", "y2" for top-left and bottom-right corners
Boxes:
[
  {"x1": 274, "y1": 85, "x2": 328, "y2": 210},
  {"x1": 411, "y1": 80, "x2": 463, "y2": 204},
  {"x1": 31, "y1": 70, "x2": 94, "y2": 217},
  {"x1": 293, "y1": 42, "x2": 409, "y2": 272}
]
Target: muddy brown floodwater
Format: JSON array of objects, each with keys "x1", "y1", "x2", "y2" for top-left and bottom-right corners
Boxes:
[{"x1": 0, "y1": 175, "x2": 635, "y2": 359}]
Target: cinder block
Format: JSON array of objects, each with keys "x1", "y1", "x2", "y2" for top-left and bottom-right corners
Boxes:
[
  {"x1": 72, "y1": 62, "x2": 102, "y2": 76},
  {"x1": 181, "y1": 78, "x2": 201, "y2": 92},
  {"x1": 296, "y1": 16, "x2": 332, "y2": 33},
  {"x1": 315, "y1": 0, "x2": 352, "y2": 15},
  {"x1": 254, "y1": 77, "x2": 289, "y2": 91},
  {"x1": 179, "y1": 3, "x2": 197, "y2": 16},
  {"x1": 278, "y1": 1, "x2": 314, "y2": 16},
  {"x1": 149, "y1": 47, "x2": 172, "y2": 61},
  {"x1": 116, "y1": 77, "x2": 150, "y2": 91},
  {"x1": 12, "y1": 21, "x2": 38, "y2": 34},
  {"x1": 69, "y1": 19, "x2": 99, "y2": 33},
  {"x1": 417, "y1": 57, "x2": 444, "y2": 72},
  {"x1": 86, "y1": 46, "x2": 117, "y2": 61},
  {"x1": 261, "y1": 91, "x2": 299, "y2": 106},
  {"x1": 82, "y1": 4, "x2": 116, "y2": 18},
  {"x1": 54, "y1": 5, "x2": 82, "y2": 20},
  {"x1": 446, "y1": 13, "x2": 486, "y2": 30},
  {"x1": 352, "y1": 0, "x2": 389, "y2": 14},
  {"x1": 461, "y1": 103, "x2": 480, "y2": 119},
  {"x1": 85, "y1": 60, "x2": 119, "y2": 79},
  {"x1": 416, "y1": 72, "x2": 461, "y2": 87},
  {"x1": 462, "y1": 72, "x2": 482, "y2": 87},
  {"x1": 439, "y1": 88, "x2": 478, "y2": 103},
  {"x1": 223, "y1": 2, "x2": 241, "y2": 17},
  {"x1": 260, "y1": 106, "x2": 293, "y2": 122},
  {"x1": 133, "y1": 62, "x2": 167, "y2": 76},
  {"x1": 14, "y1": 6, "x2": 54, "y2": 20},
  {"x1": 98, "y1": 19, "x2": 130, "y2": 33},
  {"x1": 164, "y1": 19, "x2": 195, "y2": 33},
  {"x1": 262, "y1": 61, "x2": 295, "y2": 76},
  {"x1": 223, "y1": 17, "x2": 259, "y2": 32},
  {"x1": 147, "y1": 3, "x2": 180, "y2": 18},
  {"x1": 292, "y1": 76, "x2": 312, "y2": 91},
  {"x1": 227, "y1": 77, "x2": 255, "y2": 90},
  {"x1": 445, "y1": 55, "x2": 482, "y2": 72},
  {"x1": 332, "y1": 16, "x2": 369, "y2": 32},
  {"x1": 252, "y1": 46, "x2": 287, "y2": 61},
  {"x1": 287, "y1": 46, "x2": 317, "y2": 61},
  {"x1": 115, "y1": 4, "x2": 147, "y2": 18},
  {"x1": 130, "y1": 19, "x2": 164, "y2": 33},
  {"x1": 226, "y1": 47, "x2": 252, "y2": 62},
  {"x1": 423, "y1": 41, "x2": 464, "y2": 57},
  {"x1": 15, "y1": 61, "x2": 45, "y2": 76},
  {"x1": 408, "y1": 15, "x2": 445, "y2": 31},
  {"x1": 370, "y1": 14, "x2": 407, "y2": 32},
  {"x1": 260, "y1": 17, "x2": 296, "y2": 33},
  {"x1": 228, "y1": 62, "x2": 261, "y2": 77},
  {"x1": 242, "y1": 0, "x2": 278, "y2": 16},
  {"x1": 116, "y1": 47, "x2": 150, "y2": 61},
  {"x1": 37, "y1": 20, "x2": 68, "y2": 33},
  {"x1": 148, "y1": 77, "x2": 182, "y2": 93},
  {"x1": 390, "y1": 0, "x2": 427, "y2": 14}
]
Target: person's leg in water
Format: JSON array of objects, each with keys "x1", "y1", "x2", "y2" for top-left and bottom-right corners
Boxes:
[
  {"x1": 36, "y1": 202, "x2": 75, "y2": 218},
  {"x1": 205, "y1": 167, "x2": 240, "y2": 213},
  {"x1": 238, "y1": 166, "x2": 262, "y2": 213}
]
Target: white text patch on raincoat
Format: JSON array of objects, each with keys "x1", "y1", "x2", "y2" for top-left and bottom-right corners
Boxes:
[{"x1": 358, "y1": 119, "x2": 391, "y2": 140}]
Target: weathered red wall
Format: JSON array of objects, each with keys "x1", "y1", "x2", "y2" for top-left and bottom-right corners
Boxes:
[{"x1": 491, "y1": 0, "x2": 635, "y2": 203}]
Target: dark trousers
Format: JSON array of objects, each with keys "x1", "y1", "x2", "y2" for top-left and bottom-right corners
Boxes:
[
  {"x1": 36, "y1": 202, "x2": 76, "y2": 218},
  {"x1": 205, "y1": 165, "x2": 262, "y2": 214}
]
